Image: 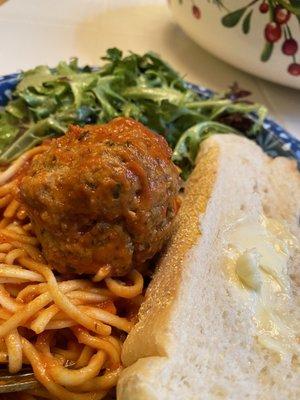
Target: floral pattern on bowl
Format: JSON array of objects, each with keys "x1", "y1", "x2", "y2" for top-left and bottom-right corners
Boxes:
[
  {"x1": 169, "y1": 1, "x2": 300, "y2": 88},
  {"x1": 180, "y1": 0, "x2": 300, "y2": 76}
]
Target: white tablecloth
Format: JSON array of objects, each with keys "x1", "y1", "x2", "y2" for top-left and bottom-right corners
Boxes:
[{"x1": 0, "y1": 0, "x2": 299, "y2": 139}]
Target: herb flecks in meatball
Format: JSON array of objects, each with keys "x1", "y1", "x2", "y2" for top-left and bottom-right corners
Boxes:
[{"x1": 20, "y1": 117, "x2": 181, "y2": 277}]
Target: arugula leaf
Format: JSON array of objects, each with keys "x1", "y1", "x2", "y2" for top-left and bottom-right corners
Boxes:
[
  {"x1": 122, "y1": 87, "x2": 192, "y2": 105},
  {"x1": 69, "y1": 74, "x2": 97, "y2": 108},
  {"x1": 0, "y1": 48, "x2": 268, "y2": 178},
  {"x1": 5, "y1": 98, "x2": 28, "y2": 120},
  {"x1": 172, "y1": 122, "x2": 240, "y2": 179},
  {"x1": 0, "y1": 113, "x2": 19, "y2": 153},
  {"x1": 16, "y1": 65, "x2": 54, "y2": 92},
  {"x1": 0, "y1": 117, "x2": 65, "y2": 162}
]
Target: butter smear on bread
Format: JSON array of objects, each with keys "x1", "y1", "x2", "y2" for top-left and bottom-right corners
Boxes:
[{"x1": 225, "y1": 215, "x2": 299, "y2": 360}]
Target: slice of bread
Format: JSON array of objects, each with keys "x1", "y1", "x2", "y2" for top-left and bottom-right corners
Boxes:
[{"x1": 117, "y1": 134, "x2": 300, "y2": 400}]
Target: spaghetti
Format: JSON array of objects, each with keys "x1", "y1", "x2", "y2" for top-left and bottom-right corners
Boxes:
[{"x1": 0, "y1": 147, "x2": 145, "y2": 399}]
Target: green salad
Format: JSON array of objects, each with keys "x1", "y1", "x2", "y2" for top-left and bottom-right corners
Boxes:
[{"x1": 0, "y1": 48, "x2": 267, "y2": 178}]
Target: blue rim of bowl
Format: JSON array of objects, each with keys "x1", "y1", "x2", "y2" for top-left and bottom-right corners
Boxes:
[{"x1": 1, "y1": 72, "x2": 300, "y2": 168}]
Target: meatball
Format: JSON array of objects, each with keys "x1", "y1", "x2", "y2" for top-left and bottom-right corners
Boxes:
[{"x1": 20, "y1": 117, "x2": 181, "y2": 277}]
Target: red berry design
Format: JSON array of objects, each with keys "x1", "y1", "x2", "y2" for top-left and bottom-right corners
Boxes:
[
  {"x1": 192, "y1": 5, "x2": 201, "y2": 19},
  {"x1": 282, "y1": 39, "x2": 298, "y2": 56},
  {"x1": 274, "y1": 6, "x2": 291, "y2": 24},
  {"x1": 259, "y1": 2, "x2": 269, "y2": 13},
  {"x1": 203, "y1": 0, "x2": 300, "y2": 76},
  {"x1": 265, "y1": 22, "x2": 282, "y2": 43},
  {"x1": 288, "y1": 63, "x2": 300, "y2": 76}
]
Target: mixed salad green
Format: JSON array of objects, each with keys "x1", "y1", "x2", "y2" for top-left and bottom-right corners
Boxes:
[{"x1": 0, "y1": 48, "x2": 267, "y2": 178}]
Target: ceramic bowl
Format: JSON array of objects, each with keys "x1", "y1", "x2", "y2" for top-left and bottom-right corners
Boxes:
[{"x1": 168, "y1": 0, "x2": 300, "y2": 89}]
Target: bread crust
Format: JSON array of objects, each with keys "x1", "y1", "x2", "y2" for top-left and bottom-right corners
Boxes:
[
  {"x1": 117, "y1": 134, "x2": 300, "y2": 400},
  {"x1": 121, "y1": 143, "x2": 219, "y2": 366}
]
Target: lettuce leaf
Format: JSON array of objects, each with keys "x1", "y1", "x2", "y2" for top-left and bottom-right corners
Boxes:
[{"x1": 0, "y1": 48, "x2": 267, "y2": 178}]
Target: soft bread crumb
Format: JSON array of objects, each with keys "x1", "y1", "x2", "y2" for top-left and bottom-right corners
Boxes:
[{"x1": 117, "y1": 134, "x2": 300, "y2": 400}]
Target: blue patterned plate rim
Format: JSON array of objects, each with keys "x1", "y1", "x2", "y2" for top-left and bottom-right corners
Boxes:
[{"x1": 0, "y1": 72, "x2": 299, "y2": 167}]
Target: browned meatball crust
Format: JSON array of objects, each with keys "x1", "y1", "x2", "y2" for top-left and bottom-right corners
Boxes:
[{"x1": 20, "y1": 117, "x2": 181, "y2": 276}]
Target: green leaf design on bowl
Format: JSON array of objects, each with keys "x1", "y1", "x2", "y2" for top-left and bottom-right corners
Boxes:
[
  {"x1": 261, "y1": 42, "x2": 274, "y2": 62},
  {"x1": 242, "y1": 10, "x2": 253, "y2": 34},
  {"x1": 221, "y1": 8, "x2": 246, "y2": 27}
]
